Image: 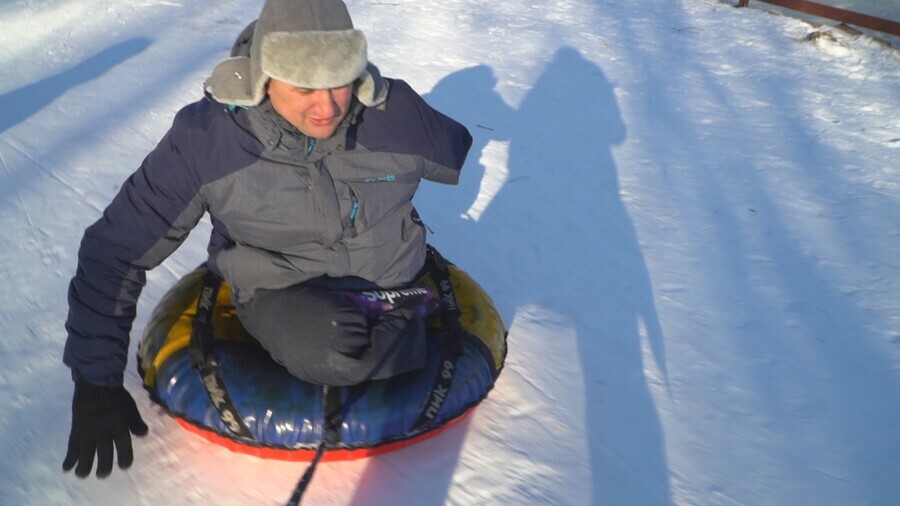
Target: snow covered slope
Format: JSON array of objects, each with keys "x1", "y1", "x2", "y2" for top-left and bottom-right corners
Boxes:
[{"x1": 1, "y1": 0, "x2": 898, "y2": 504}]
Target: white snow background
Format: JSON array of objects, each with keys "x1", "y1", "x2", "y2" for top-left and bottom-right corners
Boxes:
[{"x1": 1, "y1": 0, "x2": 899, "y2": 504}]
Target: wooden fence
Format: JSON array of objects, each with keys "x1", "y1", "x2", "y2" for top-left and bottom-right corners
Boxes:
[{"x1": 736, "y1": 0, "x2": 900, "y2": 37}]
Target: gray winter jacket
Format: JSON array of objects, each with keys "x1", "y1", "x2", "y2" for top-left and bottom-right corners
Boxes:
[{"x1": 64, "y1": 78, "x2": 472, "y2": 386}]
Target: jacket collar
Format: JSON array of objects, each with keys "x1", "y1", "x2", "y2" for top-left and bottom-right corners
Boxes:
[{"x1": 246, "y1": 98, "x2": 361, "y2": 155}]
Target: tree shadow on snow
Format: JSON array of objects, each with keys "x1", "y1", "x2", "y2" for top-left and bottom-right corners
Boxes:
[
  {"x1": 0, "y1": 38, "x2": 151, "y2": 137},
  {"x1": 371, "y1": 48, "x2": 674, "y2": 505}
]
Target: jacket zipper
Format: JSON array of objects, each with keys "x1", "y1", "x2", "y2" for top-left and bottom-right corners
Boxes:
[
  {"x1": 346, "y1": 187, "x2": 359, "y2": 237},
  {"x1": 343, "y1": 175, "x2": 397, "y2": 235}
]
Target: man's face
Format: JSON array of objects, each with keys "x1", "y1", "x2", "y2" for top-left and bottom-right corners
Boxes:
[{"x1": 267, "y1": 78, "x2": 353, "y2": 139}]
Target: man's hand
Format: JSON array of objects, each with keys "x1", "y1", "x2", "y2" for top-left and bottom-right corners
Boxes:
[{"x1": 63, "y1": 379, "x2": 149, "y2": 478}]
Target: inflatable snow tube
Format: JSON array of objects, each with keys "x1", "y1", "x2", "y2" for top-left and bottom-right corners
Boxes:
[{"x1": 137, "y1": 255, "x2": 506, "y2": 462}]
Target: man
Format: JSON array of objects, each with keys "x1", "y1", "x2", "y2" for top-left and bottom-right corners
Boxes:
[{"x1": 62, "y1": 0, "x2": 471, "y2": 479}]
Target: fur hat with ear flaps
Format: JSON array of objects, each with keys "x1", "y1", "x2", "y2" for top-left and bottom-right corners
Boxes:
[{"x1": 204, "y1": 0, "x2": 387, "y2": 108}]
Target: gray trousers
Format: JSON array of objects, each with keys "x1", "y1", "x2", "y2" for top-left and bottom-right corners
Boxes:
[{"x1": 235, "y1": 283, "x2": 427, "y2": 386}]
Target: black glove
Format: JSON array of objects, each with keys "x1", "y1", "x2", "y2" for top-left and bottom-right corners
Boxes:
[{"x1": 63, "y1": 379, "x2": 149, "y2": 478}]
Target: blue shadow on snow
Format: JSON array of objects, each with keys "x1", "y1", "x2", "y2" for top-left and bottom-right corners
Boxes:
[
  {"x1": 0, "y1": 38, "x2": 151, "y2": 136},
  {"x1": 409, "y1": 46, "x2": 673, "y2": 505}
]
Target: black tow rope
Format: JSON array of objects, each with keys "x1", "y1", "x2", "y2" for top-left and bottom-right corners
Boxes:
[
  {"x1": 189, "y1": 269, "x2": 256, "y2": 442},
  {"x1": 286, "y1": 385, "x2": 344, "y2": 506},
  {"x1": 190, "y1": 269, "x2": 343, "y2": 506},
  {"x1": 287, "y1": 246, "x2": 464, "y2": 504}
]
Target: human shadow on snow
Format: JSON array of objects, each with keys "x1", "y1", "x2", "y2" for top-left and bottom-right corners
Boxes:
[
  {"x1": 351, "y1": 47, "x2": 673, "y2": 505},
  {"x1": 346, "y1": 64, "x2": 514, "y2": 506},
  {"x1": 479, "y1": 45, "x2": 672, "y2": 506}
]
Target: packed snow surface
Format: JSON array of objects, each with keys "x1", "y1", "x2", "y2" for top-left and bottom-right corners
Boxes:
[{"x1": 1, "y1": 0, "x2": 898, "y2": 504}]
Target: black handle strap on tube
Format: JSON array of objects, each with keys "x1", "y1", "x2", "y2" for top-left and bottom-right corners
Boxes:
[
  {"x1": 188, "y1": 269, "x2": 256, "y2": 442},
  {"x1": 409, "y1": 246, "x2": 465, "y2": 433}
]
